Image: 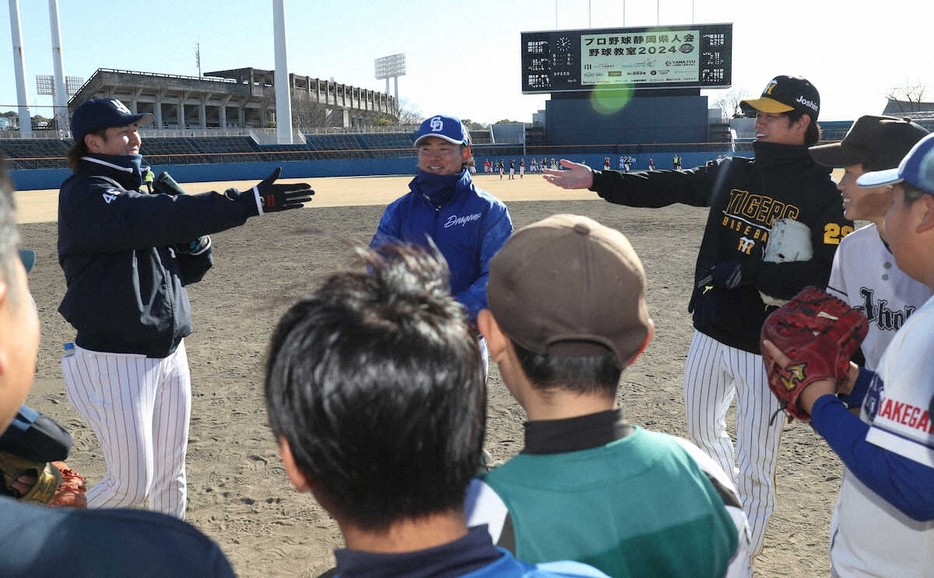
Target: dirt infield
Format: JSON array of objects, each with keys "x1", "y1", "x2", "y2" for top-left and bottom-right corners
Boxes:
[
  {"x1": 14, "y1": 174, "x2": 595, "y2": 224},
  {"x1": 18, "y1": 173, "x2": 837, "y2": 577}
]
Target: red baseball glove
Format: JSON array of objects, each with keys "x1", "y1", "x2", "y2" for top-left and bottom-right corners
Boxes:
[
  {"x1": 49, "y1": 461, "x2": 87, "y2": 508},
  {"x1": 760, "y1": 286, "x2": 868, "y2": 422}
]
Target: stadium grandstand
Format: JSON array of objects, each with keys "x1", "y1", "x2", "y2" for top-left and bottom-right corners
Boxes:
[
  {"x1": 5, "y1": 66, "x2": 934, "y2": 190},
  {"x1": 67, "y1": 67, "x2": 398, "y2": 132},
  {"x1": 0, "y1": 66, "x2": 540, "y2": 174}
]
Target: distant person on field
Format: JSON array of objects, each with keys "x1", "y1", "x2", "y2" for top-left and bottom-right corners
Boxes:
[
  {"x1": 263, "y1": 243, "x2": 608, "y2": 578},
  {"x1": 467, "y1": 214, "x2": 749, "y2": 578}
]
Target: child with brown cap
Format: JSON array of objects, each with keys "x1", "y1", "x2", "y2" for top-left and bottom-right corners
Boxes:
[{"x1": 468, "y1": 214, "x2": 750, "y2": 578}]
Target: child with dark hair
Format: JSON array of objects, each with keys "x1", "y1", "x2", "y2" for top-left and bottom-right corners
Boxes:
[{"x1": 263, "y1": 243, "x2": 606, "y2": 578}]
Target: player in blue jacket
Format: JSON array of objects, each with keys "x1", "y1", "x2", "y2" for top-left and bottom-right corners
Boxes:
[{"x1": 371, "y1": 114, "x2": 512, "y2": 325}]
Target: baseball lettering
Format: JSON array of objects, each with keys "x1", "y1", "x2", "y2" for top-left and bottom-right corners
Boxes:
[
  {"x1": 859, "y1": 288, "x2": 917, "y2": 332},
  {"x1": 725, "y1": 189, "x2": 800, "y2": 226},
  {"x1": 444, "y1": 213, "x2": 482, "y2": 228},
  {"x1": 796, "y1": 95, "x2": 819, "y2": 113},
  {"x1": 877, "y1": 398, "x2": 934, "y2": 434}
]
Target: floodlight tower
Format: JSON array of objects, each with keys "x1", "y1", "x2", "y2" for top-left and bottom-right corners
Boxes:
[
  {"x1": 37, "y1": 73, "x2": 83, "y2": 135},
  {"x1": 272, "y1": 0, "x2": 293, "y2": 144},
  {"x1": 374, "y1": 53, "x2": 406, "y2": 110},
  {"x1": 48, "y1": 0, "x2": 68, "y2": 135},
  {"x1": 8, "y1": 0, "x2": 32, "y2": 137}
]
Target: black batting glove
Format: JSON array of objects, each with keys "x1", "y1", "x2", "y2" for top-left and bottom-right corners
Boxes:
[{"x1": 252, "y1": 167, "x2": 314, "y2": 213}]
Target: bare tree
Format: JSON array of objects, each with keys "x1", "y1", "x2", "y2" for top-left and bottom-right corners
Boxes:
[
  {"x1": 291, "y1": 94, "x2": 332, "y2": 131},
  {"x1": 396, "y1": 98, "x2": 422, "y2": 126},
  {"x1": 368, "y1": 98, "x2": 421, "y2": 129},
  {"x1": 886, "y1": 81, "x2": 928, "y2": 113},
  {"x1": 711, "y1": 87, "x2": 750, "y2": 120}
]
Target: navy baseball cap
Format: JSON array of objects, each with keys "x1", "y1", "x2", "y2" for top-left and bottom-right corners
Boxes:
[
  {"x1": 414, "y1": 115, "x2": 470, "y2": 147},
  {"x1": 741, "y1": 75, "x2": 820, "y2": 121},
  {"x1": 857, "y1": 132, "x2": 934, "y2": 193},
  {"x1": 70, "y1": 98, "x2": 153, "y2": 142}
]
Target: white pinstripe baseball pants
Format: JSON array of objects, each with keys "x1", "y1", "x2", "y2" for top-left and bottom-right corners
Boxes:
[
  {"x1": 62, "y1": 341, "x2": 191, "y2": 519},
  {"x1": 683, "y1": 330, "x2": 782, "y2": 559}
]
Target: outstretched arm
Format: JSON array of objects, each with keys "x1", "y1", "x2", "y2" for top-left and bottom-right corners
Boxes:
[{"x1": 543, "y1": 159, "x2": 594, "y2": 189}]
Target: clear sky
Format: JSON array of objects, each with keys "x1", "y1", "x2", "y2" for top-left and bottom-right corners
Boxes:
[{"x1": 1, "y1": 0, "x2": 932, "y2": 125}]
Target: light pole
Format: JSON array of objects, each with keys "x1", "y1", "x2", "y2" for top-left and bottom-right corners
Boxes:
[
  {"x1": 8, "y1": 0, "x2": 32, "y2": 137},
  {"x1": 272, "y1": 0, "x2": 293, "y2": 144},
  {"x1": 48, "y1": 0, "x2": 68, "y2": 135}
]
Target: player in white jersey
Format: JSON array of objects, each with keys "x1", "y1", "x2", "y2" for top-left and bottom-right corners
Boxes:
[
  {"x1": 809, "y1": 115, "x2": 931, "y2": 369},
  {"x1": 807, "y1": 115, "x2": 932, "y2": 576},
  {"x1": 765, "y1": 133, "x2": 934, "y2": 577}
]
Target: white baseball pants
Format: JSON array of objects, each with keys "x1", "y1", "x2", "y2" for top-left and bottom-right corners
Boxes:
[
  {"x1": 683, "y1": 330, "x2": 783, "y2": 558},
  {"x1": 62, "y1": 341, "x2": 191, "y2": 519}
]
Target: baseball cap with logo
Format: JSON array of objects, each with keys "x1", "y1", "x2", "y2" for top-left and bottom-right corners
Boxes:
[
  {"x1": 487, "y1": 214, "x2": 653, "y2": 366},
  {"x1": 809, "y1": 115, "x2": 929, "y2": 171},
  {"x1": 414, "y1": 115, "x2": 470, "y2": 147},
  {"x1": 70, "y1": 97, "x2": 154, "y2": 142},
  {"x1": 857, "y1": 132, "x2": 934, "y2": 194},
  {"x1": 741, "y1": 75, "x2": 821, "y2": 121}
]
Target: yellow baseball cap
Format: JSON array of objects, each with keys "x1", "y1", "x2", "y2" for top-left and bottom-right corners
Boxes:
[{"x1": 741, "y1": 75, "x2": 820, "y2": 120}]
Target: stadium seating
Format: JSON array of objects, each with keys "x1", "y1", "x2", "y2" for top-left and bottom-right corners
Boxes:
[{"x1": 0, "y1": 139, "x2": 70, "y2": 169}]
